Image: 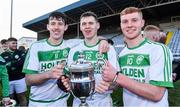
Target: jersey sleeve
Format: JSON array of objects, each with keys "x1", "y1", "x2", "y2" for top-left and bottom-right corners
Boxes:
[
  {"x1": 108, "y1": 45, "x2": 120, "y2": 71},
  {"x1": 149, "y1": 45, "x2": 173, "y2": 88},
  {"x1": 22, "y1": 43, "x2": 39, "y2": 74},
  {"x1": 66, "y1": 39, "x2": 83, "y2": 48},
  {"x1": 0, "y1": 57, "x2": 9, "y2": 97},
  {"x1": 67, "y1": 48, "x2": 76, "y2": 67}
]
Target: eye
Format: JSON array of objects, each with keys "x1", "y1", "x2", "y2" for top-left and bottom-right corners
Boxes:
[
  {"x1": 50, "y1": 22, "x2": 56, "y2": 25},
  {"x1": 58, "y1": 22, "x2": 64, "y2": 26},
  {"x1": 81, "y1": 22, "x2": 86, "y2": 26},
  {"x1": 132, "y1": 18, "x2": 138, "y2": 22},
  {"x1": 121, "y1": 20, "x2": 128, "y2": 24},
  {"x1": 89, "y1": 22, "x2": 94, "y2": 25}
]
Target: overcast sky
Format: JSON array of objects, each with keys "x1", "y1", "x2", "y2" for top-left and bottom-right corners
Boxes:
[{"x1": 0, "y1": 0, "x2": 79, "y2": 40}]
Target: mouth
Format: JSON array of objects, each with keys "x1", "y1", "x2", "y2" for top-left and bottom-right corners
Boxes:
[
  {"x1": 84, "y1": 30, "x2": 91, "y2": 35},
  {"x1": 53, "y1": 30, "x2": 60, "y2": 34},
  {"x1": 126, "y1": 28, "x2": 135, "y2": 34}
]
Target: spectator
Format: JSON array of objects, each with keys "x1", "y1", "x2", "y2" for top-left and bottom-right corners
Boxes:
[
  {"x1": 1, "y1": 37, "x2": 27, "y2": 106},
  {"x1": 172, "y1": 63, "x2": 180, "y2": 82},
  {"x1": 18, "y1": 46, "x2": 26, "y2": 53},
  {"x1": 0, "y1": 39, "x2": 8, "y2": 54},
  {"x1": 144, "y1": 25, "x2": 161, "y2": 42},
  {"x1": 144, "y1": 25, "x2": 167, "y2": 44}
]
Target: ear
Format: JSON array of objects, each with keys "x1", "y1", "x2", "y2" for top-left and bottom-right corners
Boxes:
[
  {"x1": 47, "y1": 24, "x2": 50, "y2": 31},
  {"x1": 97, "y1": 22, "x2": 100, "y2": 30},
  {"x1": 64, "y1": 25, "x2": 68, "y2": 31},
  {"x1": 141, "y1": 19, "x2": 145, "y2": 28}
]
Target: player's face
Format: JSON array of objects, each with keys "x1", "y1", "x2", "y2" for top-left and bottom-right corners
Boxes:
[
  {"x1": 8, "y1": 41, "x2": 17, "y2": 51},
  {"x1": 120, "y1": 12, "x2": 144, "y2": 40},
  {"x1": 80, "y1": 16, "x2": 100, "y2": 39},
  {"x1": 47, "y1": 17, "x2": 68, "y2": 41}
]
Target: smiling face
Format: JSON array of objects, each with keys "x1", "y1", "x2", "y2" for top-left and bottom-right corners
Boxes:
[
  {"x1": 120, "y1": 12, "x2": 144, "y2": 41},
  {"x1": 47, "y1": 17, "x2": 68, "y2": 41},
  {"x1": 8, "y1": 40, "x2": 17, "y2": 51},
  {"x1": 80, "y1": 16, "x2": 100, "y2": 40}
]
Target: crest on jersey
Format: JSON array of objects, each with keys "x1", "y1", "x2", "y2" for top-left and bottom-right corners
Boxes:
[
  {"x1": 136, "y1": 55, "x2": 144, "y2": 65},
  {"x1": 63, "y1": 49, "x2": 68, "y2": 58},
  {"x1": 15, "y1": 55, "x2": 19, "y2": 59}
]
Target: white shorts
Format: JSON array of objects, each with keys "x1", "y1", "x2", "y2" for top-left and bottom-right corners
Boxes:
[{"x1": 9, "y1": 78, "x2": 27, "y2": 94}]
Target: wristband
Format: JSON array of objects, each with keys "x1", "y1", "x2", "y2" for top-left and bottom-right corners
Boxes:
[{"x1": 112, "y1": 72, "x2": 119, "y2": 83}]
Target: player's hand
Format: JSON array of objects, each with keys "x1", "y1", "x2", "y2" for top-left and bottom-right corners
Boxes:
[
  {"x1": 2, "y1": 97, "x2": 11, "y2": 106},
  {"x1": 48, "y1": 64, "x2": 64, "y2": 79},
  {"x1": 102, "y1": 61, "x2": 116, "y2": 82},
  {"x1": 95, "y1": 80, "x2": 110, "y2": 93},
  {"x1": 99, "y1": 40, "x2": 109, "y2": 55},
  {"x1": 57, "y1": 75, "x2": 70, "y2": 92}
]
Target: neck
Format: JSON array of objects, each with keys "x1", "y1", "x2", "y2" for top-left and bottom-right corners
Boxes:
[
  {"x1": 48, "y1": 37, "x2": 63, "y2": 45},
  {"x1": 126, "y1": 34, "x2": 145, "y2": 48},
  {"x1": 84, "y1": 36, "x2": 99, "y2": 46}
]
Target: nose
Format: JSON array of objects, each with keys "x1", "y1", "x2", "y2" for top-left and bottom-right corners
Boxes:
[
  {"x1": 127, "y1": 21, "x2": 132, "y2": 27},
  {"x1": 85, "y1": 24, "x2": 90, "y2": 29}
]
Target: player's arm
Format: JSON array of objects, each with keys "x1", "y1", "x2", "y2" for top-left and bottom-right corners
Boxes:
[
  {"x1": 0, "y1": 66, "x2": 9, "y2": 97},
  {"x1": 117, "y1": 74, "x2": 165, "y2": 101},
  {"x1": 103, "y1": 61, "x2": 166, "y2": 101},
  {"x1": 25, "y1": 64, "x2": 64, "y2": 86}
]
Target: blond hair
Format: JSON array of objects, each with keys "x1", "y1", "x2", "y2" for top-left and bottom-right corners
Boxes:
[{"x1": 144, "y1": 25, "x2": 160, "y2": 32}]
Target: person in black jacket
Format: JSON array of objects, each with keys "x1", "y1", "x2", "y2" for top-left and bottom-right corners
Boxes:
[
  {"x1": 173, "y1": 63, "x2": 180, "y2": 82},
  {"x1": 1, "y1": 37, "x2": 27, "y2": 106}
]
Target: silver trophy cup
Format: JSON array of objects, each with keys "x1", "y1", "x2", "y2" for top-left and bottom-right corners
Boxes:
[{"x1": 69, "y1": 51, "x2": 95, "y2": 107}]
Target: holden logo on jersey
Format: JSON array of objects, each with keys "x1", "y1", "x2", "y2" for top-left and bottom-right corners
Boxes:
[
  {"x1": 15, "y1": 55, "x2": 19, "y2": 59},
  {"x1": 136, "y1": 55, "x2": 144, "y2": 65}
]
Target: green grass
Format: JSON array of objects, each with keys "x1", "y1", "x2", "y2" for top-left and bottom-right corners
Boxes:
[{"x1": 1, "y1": 82, "x2": 180, "y2": 106}]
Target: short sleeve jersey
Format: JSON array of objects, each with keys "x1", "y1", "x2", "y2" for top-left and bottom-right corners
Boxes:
[
  {"x1": 23, "y1": 39, "x2": 77, "y2": 102},
  {"x1": 118, "y1": 38, "x2": 173, "y2": 107}
]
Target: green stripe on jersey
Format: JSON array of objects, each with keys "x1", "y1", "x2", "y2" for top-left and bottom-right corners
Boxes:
[
  {"x1": 38, "y1": 48, "x2": 70, "y2": 61},
  {"x1": 119, "y1": 54, "x2": 150, "y2": 67},
  {"x1": 149, "y1": 41, "x2": 172, "y2": 82},
  {"x1": 150, "y1": 80, "x2": 173, "y2": 88}
]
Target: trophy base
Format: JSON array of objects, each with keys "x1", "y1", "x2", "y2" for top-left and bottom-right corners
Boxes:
[
  {"x1": 79, "y1": 102, "x2": 88, "y2": 107},
  {"x1": 79, "y1": 97, "x2": 88, "y2": 107}
]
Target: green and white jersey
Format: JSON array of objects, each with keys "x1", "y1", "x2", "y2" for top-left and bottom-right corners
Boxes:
[
  {"x1": 23, "y1": 39, "x2": 81, "y2": 103},
  {"x1": 68, "y1": 40, "x2": 119, "y2": 105},
  {"x1": 118, "y1": 38, "x2": 173, "y2": 107}
]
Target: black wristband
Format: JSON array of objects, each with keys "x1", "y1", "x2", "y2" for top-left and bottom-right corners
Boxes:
[{"x1": 112, "y1": 72, "x2": 119, "y2": 83}]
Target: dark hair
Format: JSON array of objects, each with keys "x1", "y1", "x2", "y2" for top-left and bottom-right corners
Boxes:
[
  {"x1": 80, "y1": 11, "x2": 98, "y2": 22},
  {"x1": 1, "y1": 39, "x2": 7, "y2": 44},
  {"x1": 48, "y1": 11, "x2": 67, "y2": 25},
  {"x1": 7, "y1": 37, "x2": 17, "y2": 42},
  {"x1": 18, "y1": 46, "x2": 26, "y2": 52}
]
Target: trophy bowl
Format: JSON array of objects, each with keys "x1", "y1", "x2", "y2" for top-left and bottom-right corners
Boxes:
[{"x1": 69, "y1": 62, "x2": 95, "y2": 107}]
